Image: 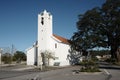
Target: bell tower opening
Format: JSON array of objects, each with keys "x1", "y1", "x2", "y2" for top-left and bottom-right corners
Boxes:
[{"x1": 41, "y1": 17, "x2": 44, "y2": 25}]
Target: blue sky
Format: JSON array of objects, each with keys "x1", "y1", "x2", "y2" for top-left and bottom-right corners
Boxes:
[{"x1": 0, "y1": 0, "x2": 105, "y2": 51}]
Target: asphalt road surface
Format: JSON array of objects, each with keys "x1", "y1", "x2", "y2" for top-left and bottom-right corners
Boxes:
[
  {"x1": 0, "y1": 63, "x2": 120, "y2": 80},
  {"x1": 99, "y1": 62, "x2": 120, "y2": 80},
  {"x1": 0, "y1": 66, "x2": 106, "y2": 80}
]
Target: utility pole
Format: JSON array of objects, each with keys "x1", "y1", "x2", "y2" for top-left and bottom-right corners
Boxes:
[
  {"x1": 11, "y1": 44, "x2": 14, "y2": 54},
  {"x1": 11, "y1": 44, "x2": 17, "y2": 54}
]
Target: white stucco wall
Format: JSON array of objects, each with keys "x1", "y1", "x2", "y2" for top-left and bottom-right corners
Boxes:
[
  {"x1": 51, "y1": 39, "x2": 70, "y2": 66},
  {"x1": 55, "y1": 43, "x2": 70, "y2": 66},
  {"x1": 26, "y1": 46, "x2": 36, "y2": 65}
]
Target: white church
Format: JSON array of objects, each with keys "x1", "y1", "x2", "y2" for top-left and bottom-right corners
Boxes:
[{"x1": 26, "y1": 10, "x2": 71, "y2": 66}]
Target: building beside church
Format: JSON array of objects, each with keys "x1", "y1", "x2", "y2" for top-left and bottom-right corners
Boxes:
[{"x1": 26, "y1": 10, "x2": 71, "y2": 66}]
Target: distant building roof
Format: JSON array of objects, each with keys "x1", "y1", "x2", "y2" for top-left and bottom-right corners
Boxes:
[{"x1": 53, "y1": 34, "x2": 70, "y2": 44}]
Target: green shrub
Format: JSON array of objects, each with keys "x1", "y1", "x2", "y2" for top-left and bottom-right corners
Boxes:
[
  {"x1": 2, "y1": 53, "x2": 12, "y2": 64},
  {"x1": 13, "y1": 51, "x2": 26, "y2": 61},
  {"x1": 80, "y1": 59, "x2": 100, "y2": 72}
]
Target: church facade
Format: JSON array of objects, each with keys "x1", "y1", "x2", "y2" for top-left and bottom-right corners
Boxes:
[{"x1": 26, "y1": 10, "x2": 70, "y2": 66}]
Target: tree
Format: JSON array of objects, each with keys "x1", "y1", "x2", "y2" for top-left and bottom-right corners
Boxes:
[
  {"x1": 2, "y1": 53, "x2": 12, "y2": 64},
  {"x1": 71, "y1": 0, "x2": 120, "y2": 62},
  {"x1": 41, "y1": 50, "x2": 55, "y2": 66},
  {"x1": 13, "y1": 51, "x2": 26, "y2": 62}
]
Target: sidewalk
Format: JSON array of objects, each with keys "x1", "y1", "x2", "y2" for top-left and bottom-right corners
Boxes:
[
  {"x1": 0, "y1": 63, "x2": 35, "y2": 71},
  {"x1": 0, "y1": 64, "x2": 16, "y2": 67},
  {"x1": 12, "y1": 66, "x2": 35, "y2": 71},
  {"x1": 0, "y1": 61, "x2": 26, "y2": 67}
]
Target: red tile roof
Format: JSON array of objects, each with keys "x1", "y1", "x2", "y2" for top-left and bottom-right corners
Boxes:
[{"x1": 53, "y1": 34, "x2": 70, "y2": 44}]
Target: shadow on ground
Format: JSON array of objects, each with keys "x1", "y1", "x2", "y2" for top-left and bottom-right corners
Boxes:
[{"x1": 98, "y1": 62, "x2": 120, "y2": 70}]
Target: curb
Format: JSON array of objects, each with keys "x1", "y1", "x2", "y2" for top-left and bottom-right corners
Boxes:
[
  {"x1": 12, "y1": 67, "x2": 35, "y2": 71},
  {"x1": 103, "y1": 69, "x2": 112, "y2": 80}
]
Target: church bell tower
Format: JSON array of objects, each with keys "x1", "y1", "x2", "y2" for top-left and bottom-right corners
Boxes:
[
  {"x1": 37, "y1": 10, "x2": 53, "y2": 66},
  {"x1": 38, "y1": 10, "x2": 53, "y2": 51}
]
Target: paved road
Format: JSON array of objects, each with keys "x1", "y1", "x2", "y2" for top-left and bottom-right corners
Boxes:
[
  {"x1": 107, "y1": 69, "x2": 120, "y2": 80},
  {"x1": 0, "y1": 63, "x2": 120, "y2": 80},
  {"x1": 0, "y1": 66, "x2": 106, "y2": 80},
  {"x1": 99, "y1": 62, "x2": 120, "y2": 80}
]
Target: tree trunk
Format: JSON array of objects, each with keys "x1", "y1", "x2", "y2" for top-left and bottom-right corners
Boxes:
[
  {"x1": 48, "y1": 58, "x2": 49, "y2": 66},
  {"x1": 116, "y1": 48, "x2": 120, "y2": 62},
  {"x1": 110, "y1": 44, "x2": 118, "y2": 62}
]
